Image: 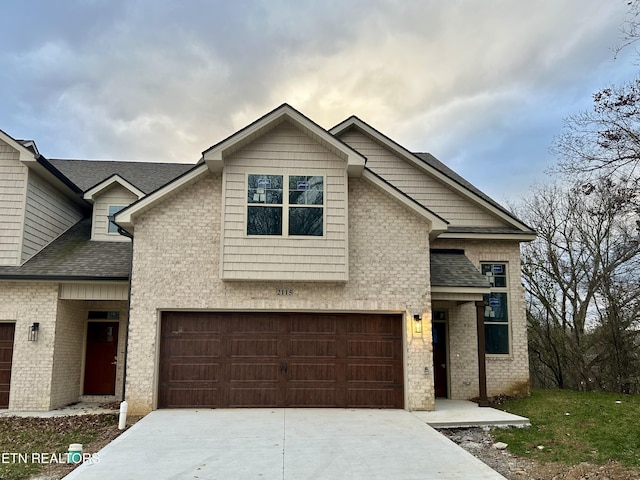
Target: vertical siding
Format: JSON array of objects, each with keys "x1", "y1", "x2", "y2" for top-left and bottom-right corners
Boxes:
[
  {"x1": 0, "y1": 140, "x2": 27, "y2": 266},
  {"x1": 221, "y1": 121, "x2": 348, "y2": 281},
  {"x1": 22, "y1": 173, "x2": 84, "y2": 262},
  {"x1": 91, "y1": 185, "x2": 139, "y2": 242},
  {"x1": 338, "y1": 130, "x2": 506, "y2": 227}
]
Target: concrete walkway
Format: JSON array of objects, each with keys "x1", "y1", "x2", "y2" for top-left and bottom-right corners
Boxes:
[
  {"x1": 414, "y1": 399, "x2": 530, "y2": 428},
  {"x1": 65, "y1": 409, "x2": 507, "y2": 479}
]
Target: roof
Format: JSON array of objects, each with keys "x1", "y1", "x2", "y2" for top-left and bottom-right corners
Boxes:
[
  {"x1": 49, "y1": 159, "x2": 194, "y2": 194},
  {"x1": 430, "y1": 251, "x2": 491, "y2": 289},
  {"x1": 0, "y1": 218, "x2": 131, "y2": 281}
]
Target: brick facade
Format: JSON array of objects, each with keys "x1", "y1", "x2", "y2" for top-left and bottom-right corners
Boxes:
[
  {"x1": 431, "y1": 239, "x2": 530, "y2": 399},
  {"x1": 125, "y1": 173, "x2": 435, "y2": 414}
]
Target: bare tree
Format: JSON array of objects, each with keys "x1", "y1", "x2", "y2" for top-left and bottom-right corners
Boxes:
[{"x1": 520, "y1": 180, "x2": 640, "y2": 391}]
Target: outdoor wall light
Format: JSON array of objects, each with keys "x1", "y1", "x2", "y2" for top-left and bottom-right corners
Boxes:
[
  {"x1": 28, "y1": 322, "x2": 39, "y2": 342},
  {"x1": 413, "y1": 314, "x2": 422, "y2": 334}
]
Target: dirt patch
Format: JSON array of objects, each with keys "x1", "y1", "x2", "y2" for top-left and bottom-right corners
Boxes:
[{"x1": 439, "y1": 427, "x2": 640, "y2": 480}]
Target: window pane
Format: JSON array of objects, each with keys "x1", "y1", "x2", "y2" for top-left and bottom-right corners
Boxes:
[
  {"x1": 247, "y1": 206, "x2": 282, "y2": 235},
  {"x1": 108, "y1": 205, "x2": 125, "y2": 233},
  {"x1": 248, "y1": 175, "x2": 283, "y2": 204},
  {"x1": 289, "y1": 176, "x2": 323, "y2": 205},
  {"x1": 482, "y1": 263, "x2": 507, "y2": 287},
  {"x1": 485, "y1": 324, "x2": 509, "y2": 354},
  {"x1": 483, "y1": 293, "x2": 508, "y2": 322},
  {"x1": 289, "y1": 207, "x2": 323, "y2": 236}
]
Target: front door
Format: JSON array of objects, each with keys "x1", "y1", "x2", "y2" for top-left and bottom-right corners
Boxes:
[
  {"x1": 83, "y1": 322, "x2": 119, "y2": 395},
  {"x1": 0, "y1": 324, "x2": 15, "y2": 408},
  {"x1": 433, "y1": 322, "x2": 448, "y2": 397}
]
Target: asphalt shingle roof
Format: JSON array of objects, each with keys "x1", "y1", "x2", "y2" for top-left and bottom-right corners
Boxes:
[
  {"x1": 0, "y1": 218, "x2": 131, "y2": 280},
  {"x1": 48, "y1": 159, "x2": 194, "y2": 194},
  {"x1": 430, "y1": 251, "x2": 490, "y2": 288}
]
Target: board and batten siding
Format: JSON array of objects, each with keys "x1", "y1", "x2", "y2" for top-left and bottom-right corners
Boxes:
[
  {"x1": 0, "y1": 140, "x2": 28, "y2": 266},
  {"x1": 338, "y1": 130, "x2": 506, "y2": 228},
  {"x1": 92, "y1": 185, "x2": 139, "y2": 241},
  {"x1": 22, "y1": 173, "x2": 84, "y2": 262},
  {"x1": 221, "y1": 121, "x2": 348, "y2": 281}
]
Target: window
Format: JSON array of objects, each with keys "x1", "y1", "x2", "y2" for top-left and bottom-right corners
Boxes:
[
  {"x1": 108, "y1": 206, "x2": 126, "y2": 234},
  {"x1": 481, "y1": 263, "x2": 509, "y2": 354},
  {"x1": 247, "y1": 174, "x2": 324, "y2": 236}
]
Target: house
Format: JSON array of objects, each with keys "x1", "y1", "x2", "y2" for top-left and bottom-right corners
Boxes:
[{"x1": 0, "y1": 104, "x2": 535, "y2": 414}]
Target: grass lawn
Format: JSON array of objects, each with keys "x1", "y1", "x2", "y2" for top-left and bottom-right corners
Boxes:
[
  {"x1": 0, "y1": 414, "x2": 122, "y2": 480},
  {"x1": 494, "y1": 389, "x2": 640, "y2": 468}
]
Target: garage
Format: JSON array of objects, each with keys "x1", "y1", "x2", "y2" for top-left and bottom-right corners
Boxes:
[{"x1": 158, "y1": 312, "x2": 403, "y2": 408}]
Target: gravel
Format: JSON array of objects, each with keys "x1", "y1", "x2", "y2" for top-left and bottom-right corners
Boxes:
[{"x1": 439, "y1": 427, "x2": 640, "y2": 480}]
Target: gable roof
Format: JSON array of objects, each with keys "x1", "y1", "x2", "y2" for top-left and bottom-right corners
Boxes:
[
  {"x1": 202, "y1": 103, "x2": 366, "y2": 177},
  {"x1": 330, "y1": 116, "x2": 535, "y2": 237},
  {"x1": 0, "y1": 218, "x2": 130, "y2": 281},
  {"x1": 49, "y1": 159, "x2": 194, "y2": 194},
  {"x1": 83, "y1": 174, "x2": 146, "y2": 202}
]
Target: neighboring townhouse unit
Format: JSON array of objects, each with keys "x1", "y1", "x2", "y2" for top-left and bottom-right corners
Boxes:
[{"x1": 0, "y1": 105, "x2": 535, "y2": 414}]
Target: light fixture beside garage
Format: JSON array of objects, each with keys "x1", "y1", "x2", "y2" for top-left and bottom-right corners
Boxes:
[
  {"x1": 413, "y1": 314, "x2": 422, "y2": 334},
  {"x1": 28, "y1": 322, "x2": 39, "y2": 342}
]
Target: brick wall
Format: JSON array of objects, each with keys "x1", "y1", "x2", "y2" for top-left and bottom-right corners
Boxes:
[
  {"x1": 0, "y1": 282, "x2": 58, "y2": 410},
  {"x1": 126, "y1": 173, "x2": 435, "y2": 414},
  {"x1": 431, "y1": 239, "x2": 530, "y2": 399}
]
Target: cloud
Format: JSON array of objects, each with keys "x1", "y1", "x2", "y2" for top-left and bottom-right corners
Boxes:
[{"x1": 0, "y1": 0, "x2": 636, "y2": 201}]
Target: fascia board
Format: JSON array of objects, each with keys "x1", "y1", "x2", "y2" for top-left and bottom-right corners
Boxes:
[
  {"x1": 203, "y1": 104, "x2": 366, "y2": 176},
  {"x1": 114, "y1": 163, "x2": 209, "y2": 231},
  {"x1": 331, "y1": 117, "x2": 532, "y2": 232},
  {"x1": 83, "y1": 174, "x2": 145, "y2": 202},
  {"x1": 361, "y1": 169, "x2": 448, "y2": 232}
]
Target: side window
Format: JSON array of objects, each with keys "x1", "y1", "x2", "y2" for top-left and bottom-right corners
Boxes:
[
  {"x1": 246, "y1": 174, "x2": 324, "y2": 237},
  {"x1": 108, "y1": 206, "x2": 126, "y2": 234},
  {"x1": 481, "y1": 263, "x2": 509, "y2": 355}
]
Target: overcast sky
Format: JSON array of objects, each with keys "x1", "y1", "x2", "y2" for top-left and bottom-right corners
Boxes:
[{"x1": 0, "y1": 1, "x2": 637, "y2": 203}]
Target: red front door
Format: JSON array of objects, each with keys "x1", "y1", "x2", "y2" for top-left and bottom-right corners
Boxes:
[
  {"x1": 433, "y1": 322, "x2": 448, "y2": 398},
  {"x1": 83, "y1": 322, "x2": 119, "y2": 395}
]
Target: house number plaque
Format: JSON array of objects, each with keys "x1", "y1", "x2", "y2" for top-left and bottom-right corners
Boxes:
[{"x1": 276, "y1": 289, "x2": 293, "y2": 296}]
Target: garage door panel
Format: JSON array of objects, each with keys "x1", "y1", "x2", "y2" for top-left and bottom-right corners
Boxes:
[
  {"x1": 230, "y1": 362, "x2": 280, "y2": 381},
  {"x1": 229, "y1": 387, "x2": 280, "y2": 407},
  {"x1": 165, "y1": 338, "x2": 222, "y2": 357},
  {"x1": 288, "y1": 387, "x2": 337, "y2": 407},
  {"x1": 288, "y1": 316, "x2": 337, "y2": 334},
  {"x1": 163, "y1": 387, "x2": 220, "y2": 408},
  {"x1": 230, "y1": 339, "x2": 278, "y2": 357},
  {"x1": 348, "y1": 364, "x2": 396, "y2": 382},
  {"x1": 287, "y1": 339, "x2": 337, "y2": 357},
  {"x1": 288, "y1": 362, "x2": 337, "y2": 381},
  {"x1": 168, "y1": 363, "x2": 220, "y2": 382},
  {"x1": 159, "y1": 312, "x2": 403, "y2": 409}
]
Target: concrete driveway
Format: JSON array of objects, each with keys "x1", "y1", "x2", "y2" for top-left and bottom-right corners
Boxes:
[{"x1": 65, "y1": 409, "x2": 505, "y2": 479}]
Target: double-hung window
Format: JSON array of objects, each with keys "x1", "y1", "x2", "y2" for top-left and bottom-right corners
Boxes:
[
  {"x1": 247, "y1": 174, "x2": 324, "y2": 236},
  {"x1": 481, "y1": 262, "x2": 509, "y2": 354}
]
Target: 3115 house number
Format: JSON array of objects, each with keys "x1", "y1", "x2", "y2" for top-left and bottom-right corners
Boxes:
[{"x1": 276, "y1": 289, "x2": 293, "y2": 296}]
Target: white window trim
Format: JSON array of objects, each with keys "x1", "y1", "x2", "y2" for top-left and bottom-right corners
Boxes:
[
  {"x1": 245, "y1": 173, "x2": 326, "y2": 238},
  {"x1": 107, "y1": 205, "x2": 126, "y2": 235}
]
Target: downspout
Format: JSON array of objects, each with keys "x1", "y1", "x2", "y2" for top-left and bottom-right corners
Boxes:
[
  {"x1": 117, "y1": 225, "x2": 134, "y2": 403},
  {"x1": 475, "y1": 300, "x2": 490, "y2": 407}
]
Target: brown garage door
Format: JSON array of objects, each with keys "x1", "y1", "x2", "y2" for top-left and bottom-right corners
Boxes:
[
  {"x1": 158, "y1": 312, "x2": 403, "y2": 408},
  {"x1": 0, "y1": 323, "x2": 15, "y2": 409}
]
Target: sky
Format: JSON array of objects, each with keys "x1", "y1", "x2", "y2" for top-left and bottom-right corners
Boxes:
[{"x1": 0, "y1": 0, "x2": 638, "y2": 204}]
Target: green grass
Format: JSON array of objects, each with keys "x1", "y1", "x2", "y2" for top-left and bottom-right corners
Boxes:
[
  {"x1": 494, "y1": 389, "x2": 640, "y2": 468},
  {"x1": 0, "y1": 414, "x2": 119, "y2": 480}
]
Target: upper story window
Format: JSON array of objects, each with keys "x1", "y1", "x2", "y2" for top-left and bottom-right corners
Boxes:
[
  {"x1": 108, "y1": 205, "x2": 126, "y2": 234},
  {"x1": 481, "y1": 262, "x2": 509, "y2": 355},
  {"x1": 247, "y1": 174, "x2": 324, "y2": 237}
]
